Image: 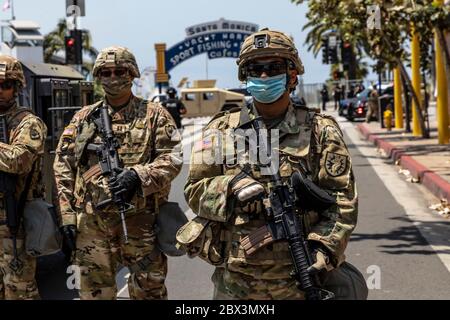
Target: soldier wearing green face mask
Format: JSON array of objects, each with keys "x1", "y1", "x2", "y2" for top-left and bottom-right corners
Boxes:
[
  {"x1": 54, "y1": 46, "x2": 182, "y2": 300},
  {"x1": 177, "y1": 29, "x2": 368, "y2": 300}
]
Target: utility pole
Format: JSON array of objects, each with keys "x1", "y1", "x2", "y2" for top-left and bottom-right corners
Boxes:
[
  {"x1": 394, "y1": 67, "x2": 404, "y2": 129},
  {"x1": 65, "y1": 0, "x2": 85, "y2": 72},
  {"x1": 11, "y1": 0, "x2": 15, "y2": 20},
  {"x1": 411, "y1": 23, "x2": 423, "y2": 137},
  {"x1": 434, "y1": 0, "x2": 450, "y2": 144}
]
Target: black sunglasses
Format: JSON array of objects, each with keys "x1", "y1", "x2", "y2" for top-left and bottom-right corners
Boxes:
[
  {"x1": 0, "y1": 80, "x2": 15, "y2": 90},
  {"x1": 100, "y1": 68, "x2": 128, "y2": 78},
  {"x1": 245, "y1": 62, "x2": 287, "y2": 77}
]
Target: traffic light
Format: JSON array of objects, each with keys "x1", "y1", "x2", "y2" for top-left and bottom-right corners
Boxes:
[
  {"x1": 321, "y1": 38, "x2": 329, "y2": 64},
  {"x1": 328, "y1": 46, "x2": 339, "y2": 64},
  {"x1": 342, "y1": 42, "x2": 353, "y2": 70},
  {"x1": 65, "y1": 30, "x2": 83, "y2": 65}
]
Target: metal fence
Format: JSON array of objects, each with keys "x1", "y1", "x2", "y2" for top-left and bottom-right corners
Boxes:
[{"x1": 297, "y1": 79, "x2": 393, "y2": 109}]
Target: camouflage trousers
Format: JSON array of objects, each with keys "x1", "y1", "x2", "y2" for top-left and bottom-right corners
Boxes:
[
  {"x1": 0, "y1": 226, "x2": 40, "y2": 300},
  {"x1": 75, "y1": 210, "x2": 167, "y2": 300},
  {"x1": 212, "y1": 267, "x2": 305, "y2": 300}
]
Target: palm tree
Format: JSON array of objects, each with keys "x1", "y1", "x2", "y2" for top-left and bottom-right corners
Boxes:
[{"x1": 43, "y1": 19, "x2": 99, "y2": 77}]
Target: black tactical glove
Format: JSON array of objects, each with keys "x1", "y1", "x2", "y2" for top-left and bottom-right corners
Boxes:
[
  {"x1": 108, "y1": 168, "x2": 141, "y2": 202},
  {"x1": 61, "y1": 225, "x2": 77, "y2": 260}
]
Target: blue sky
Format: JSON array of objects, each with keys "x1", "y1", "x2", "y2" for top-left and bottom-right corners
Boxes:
[{"x1": 1, "y1": 0, "x2": 377, "y2": 88}]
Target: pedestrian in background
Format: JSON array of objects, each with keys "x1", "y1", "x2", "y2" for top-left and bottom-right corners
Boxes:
[
  {"x1": 320, "y1": 84, "x2": 329, "y2": 111},
  {"x1": 333, "y1": 84, "x2": 342, "y2": 111}
]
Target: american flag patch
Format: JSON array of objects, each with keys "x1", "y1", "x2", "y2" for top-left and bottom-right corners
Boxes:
[
  {"x1": 194, "y1": 137, "x2": 213, "y2": 151},
  {"x1": 62, "y1": 126, "x2": 75, "y2": 137}
]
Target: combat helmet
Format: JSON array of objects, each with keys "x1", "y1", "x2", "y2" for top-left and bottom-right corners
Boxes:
[
  {"x1": 0, "y1": 55, "x2": 26, "y2": 88},
  {"x1": 237, "y1": 28, "x2": 305, "y2": 82},
  {"x1": 93, "y1": 46, "x2": 140, "y2": 78},
  {"x1": 166, "y1": 87, "x2": 177, "y2": 97}
]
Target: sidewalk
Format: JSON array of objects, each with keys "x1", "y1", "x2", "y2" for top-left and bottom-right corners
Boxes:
[{"x1": 356, "y1": 113, "x2": 450, "y2": 204}]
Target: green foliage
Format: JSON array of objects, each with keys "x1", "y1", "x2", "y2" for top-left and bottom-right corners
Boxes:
[{"x1": 292, "y1": 0, "x2": 450, "y2": 74}]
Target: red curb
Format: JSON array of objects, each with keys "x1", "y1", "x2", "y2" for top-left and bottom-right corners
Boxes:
[
  {"x1": 422, "y1": 171, "x2": 450, "y2": 202},
  {"x1": 357, "y1": 124, "x2": 371, "y2": 140},
  {"x1": 376, "y1": 139, "x2": 398, "y2": 157},
  {"x1": 400, "y1": 155, "x2": 430, "y2": 180},
  {"x1": 356, "y1": 124, "x2": 450, "y2": 202}
]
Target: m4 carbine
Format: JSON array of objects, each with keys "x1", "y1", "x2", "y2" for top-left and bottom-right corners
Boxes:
[
  {"x1": 240, "y1": 116, "x2": 335, "y2": 300},
  {"x1": 0, "y1": 116, "x2": 22, "y2": 272},
  {"x1": 91, "y1": 104, "x2": 132, "y2": 243}
]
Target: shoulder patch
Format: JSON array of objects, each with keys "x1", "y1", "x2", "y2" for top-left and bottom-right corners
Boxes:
[
  {"x1": 29, "y1": 125, "x2": 41, "y2": 140},
  {"x1": 62, "y1": 125, "x2": 77, "y2": 138},
  {"x1": 325, "y1": 152, "x2": 349, "y2": 177}
]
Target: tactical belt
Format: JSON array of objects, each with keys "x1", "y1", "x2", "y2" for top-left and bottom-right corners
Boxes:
[{"x1": 128, "y1": 247, "x2": 161, "y2": 274}]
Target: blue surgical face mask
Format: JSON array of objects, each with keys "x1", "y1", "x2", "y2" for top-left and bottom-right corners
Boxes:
[{"x1": 246, "y1": 74, "x2": 287, "y2": 104}]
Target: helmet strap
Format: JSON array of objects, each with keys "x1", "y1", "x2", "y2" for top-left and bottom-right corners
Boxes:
[{"x1": 285, "y1": 59, "x2": 291, "y2": 92}]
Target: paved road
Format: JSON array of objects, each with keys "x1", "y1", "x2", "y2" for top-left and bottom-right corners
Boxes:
[
  {"x1": 38, "y1": 111, "x2": 450, "y2": 300},
  {"x1": 339, "y1": 113, "x2": 450, "y2": 300}
]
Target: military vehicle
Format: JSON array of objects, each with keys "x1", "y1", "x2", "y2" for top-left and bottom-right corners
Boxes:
[{"x1": 180, "y1": 80, "x2": 245, "y2": 117}]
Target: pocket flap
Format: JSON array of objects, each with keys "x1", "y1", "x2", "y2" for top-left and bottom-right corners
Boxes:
[{"x1": 176, "y1": 216, "x2": 209, "y2": 245}]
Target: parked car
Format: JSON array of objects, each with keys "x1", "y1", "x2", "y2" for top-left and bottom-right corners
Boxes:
[
  {"x1": 339, "y1": 84, "x2": 394, "y2": 121},
  {"x1": 344, "y1": 88, "x2": 372, "y2": 121}
]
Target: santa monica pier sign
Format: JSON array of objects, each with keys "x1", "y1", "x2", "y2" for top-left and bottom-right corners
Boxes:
[{"x1": 154, "y1": 18, "x2": 259, "y2": 82}]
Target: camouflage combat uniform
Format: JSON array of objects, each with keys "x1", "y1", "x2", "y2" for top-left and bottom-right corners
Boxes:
[
  {"x1": 178, "y1": 29, "x2": 360, "y2": 300},
  {"x1": 0, "y1": 55, "x2": 47, "y2": 300},
  {"x1": 54, "y1": 47, "x2": 182, "y2": 299},
  {"x1": 180, "y1": 103, "x2": 358, "y2": 299},
  {"x1": 53, "y1": 47, "x2": 182, "y2": 300}
]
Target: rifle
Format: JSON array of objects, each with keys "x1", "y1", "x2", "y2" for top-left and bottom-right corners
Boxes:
[
  {"x1": 91, "y1": 104, "x2": 132, "y2": 243},
  {"x1": 0, "y1": 115, "x2": 22, "y2": 272},
  {"x1": 240, "y1": 116, "x2": 335, "y2": 300}
]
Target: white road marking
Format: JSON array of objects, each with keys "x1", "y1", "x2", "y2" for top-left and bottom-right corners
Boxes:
[{"x1": 342, "y1": 118, "x2": 450, "y2": 274}]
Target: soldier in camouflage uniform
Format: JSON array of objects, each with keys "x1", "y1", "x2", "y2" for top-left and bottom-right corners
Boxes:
[
  {"x1": 0, "y1": 55, "x2": 47, "y2": 300},
  {"x1": 53, "y1": 47, "x2": 182, "y2": 300},
  {"x1": 177, "y1": 29, "x2": 367, "y2": 300}
]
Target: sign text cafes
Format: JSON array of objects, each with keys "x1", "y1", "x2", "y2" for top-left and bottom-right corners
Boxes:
[
  {"x1": 165, "y1": 32, "x2": 250, "y2": 72},
  {"x1": 186, "y1": 19, "x2": 258, "y2": 37}
]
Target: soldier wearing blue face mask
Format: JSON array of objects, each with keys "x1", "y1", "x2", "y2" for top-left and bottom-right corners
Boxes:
[{"x1": 179, "y1": 28, "x2": 367, "y2": 300}]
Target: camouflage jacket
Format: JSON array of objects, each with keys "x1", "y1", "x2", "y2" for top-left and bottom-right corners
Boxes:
[
  {"x1": 0, "y1": 105, "x2": 47, "y2": 224},
  {"x1": 183, "y1": 101, "x2": 358, "y2": 278},
  {"x1": 53, "y1": 96, "x2": 182, "y2": 226}
]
